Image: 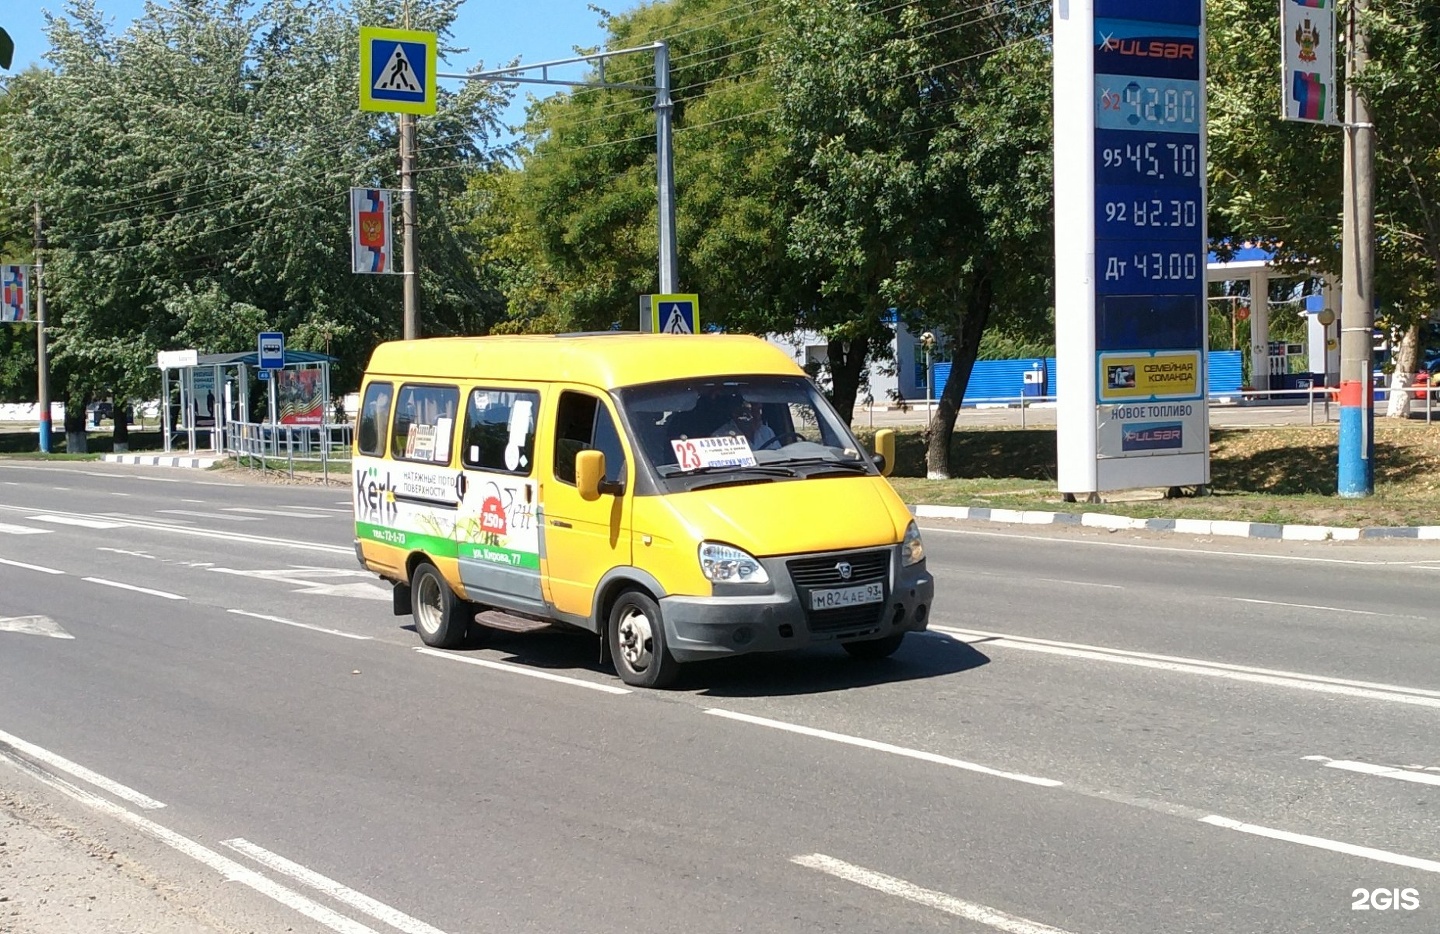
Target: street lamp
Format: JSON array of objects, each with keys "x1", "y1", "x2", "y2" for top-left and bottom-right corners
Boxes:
[{"x1": 920, "y1": 331, "x2": 936, "y2": 416}]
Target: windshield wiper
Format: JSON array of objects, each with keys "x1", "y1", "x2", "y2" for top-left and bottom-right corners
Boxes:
[
  {"x1": 770, "y1": 457, "x2": 870, "y2": 473},
  {"x1": 659, "y1": 464, "x2": 797, "y2": 478}
]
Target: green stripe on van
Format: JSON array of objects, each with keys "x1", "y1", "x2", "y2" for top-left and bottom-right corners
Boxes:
[{"x1": 355, "y1": 522, "x2": 458, "y2": 557}]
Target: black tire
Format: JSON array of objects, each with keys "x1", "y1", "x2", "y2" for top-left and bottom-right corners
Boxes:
[
  {"x1": 410, "y1": 562, "x2": 472, "y2": 649},
  {"x1": 607, "y1": 590, "x2": 681, "y2": 689},
  {"x1": 842, "y1": 632, "x2": 906, "y2": 660}
]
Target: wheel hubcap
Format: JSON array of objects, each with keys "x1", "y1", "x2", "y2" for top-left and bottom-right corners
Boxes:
[
  {"x1": 416, "y1": 574, "x2": 442, "y2": 635},
  {"x1": 616, "y1": 608, "x2": 653, "y2": 671}
]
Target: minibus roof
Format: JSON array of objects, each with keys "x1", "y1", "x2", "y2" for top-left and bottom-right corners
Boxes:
[{"x1": 365, "y1": 333, "x2": 805, "y2": 388}]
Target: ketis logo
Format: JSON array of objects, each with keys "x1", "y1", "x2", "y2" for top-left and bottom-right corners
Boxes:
[
  {"x1": 1099, "y1": 36, "x2": 1196, "y2": 60},
  {"x1": 355, "y1": 466, "x2": 398, "y2": 524}
]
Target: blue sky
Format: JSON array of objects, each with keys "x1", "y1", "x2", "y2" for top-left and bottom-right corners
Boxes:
[{"x1": 2, "y1": 0, "x2": 611, "y2": 130}]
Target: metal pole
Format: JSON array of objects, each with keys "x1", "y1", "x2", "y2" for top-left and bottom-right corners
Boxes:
[
  {"x1": 400, "y1": 112, "x2": 420, "y2": 339},
  {"x1": 654, "y1": 41, "x2": 678, "y2": 294},
  {"x1": 33, "y1": 203, "x2": 51, "y2": 454},
  {"x1": 1339, "y1": 0, "x2": 1375, "y2": 496}
]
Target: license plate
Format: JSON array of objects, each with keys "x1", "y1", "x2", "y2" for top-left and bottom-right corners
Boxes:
[{"x1": 810, "y1": 583, "x2": 884, "y2": 611}]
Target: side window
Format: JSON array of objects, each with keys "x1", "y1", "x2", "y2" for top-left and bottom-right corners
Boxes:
[
  {"x1": 391, "y1": 383, "x2": 460, "y2": 464},
  {"x1": 357, "y1": 381, "x2": 392, "y2": 457},
  {"x1": 553, "y1": 391, "x2": 626, "y2": 486},
  {"x1": 462, "y1": 388, "x2": 538, "y2": 475}
]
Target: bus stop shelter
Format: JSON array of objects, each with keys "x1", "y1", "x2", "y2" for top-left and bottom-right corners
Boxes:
[{"x1": 158, "y1": 349, "x2": 337, "y2": 454}]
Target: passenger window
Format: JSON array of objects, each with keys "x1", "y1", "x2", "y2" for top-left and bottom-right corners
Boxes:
[
  {"x1": 553, "y1": 392, "x2": 626, "y2": 486},
  {"x1": 357, "y1": 381, "x2": 392, "y2": 457},
  {"x1": 462, "y1": 388, "x2": 538, "y2": 475},
  {"x1": 391, "y1": 384, "x2": 460, "y2": 464}
]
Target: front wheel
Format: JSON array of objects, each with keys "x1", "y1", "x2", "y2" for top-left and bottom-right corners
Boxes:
[
  {"x1": 842, "y1": 632, "x2": 906, "y2": 660},
  {"x1": 411, "y1": 562, "x2": 473, "y2": 649},
  {"x1": 607, "y1": 591, "x2": 681, "y2": 689}
]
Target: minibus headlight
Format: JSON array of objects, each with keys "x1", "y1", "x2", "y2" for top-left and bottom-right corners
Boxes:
[
  {"x1": 901, "y1": 521, "x2": 925, "y2": 566},
  {"x1": 699, "y1": 542, "x2": 770, "y2": 584}
]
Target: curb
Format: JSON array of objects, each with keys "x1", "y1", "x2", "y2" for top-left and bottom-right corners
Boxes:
[
  {"x1": 102, "y1": 454, "x2": 224, "y2": 469},
  {"x1": 910, "y1": 504, "x2": 1440, "y2": 542}
]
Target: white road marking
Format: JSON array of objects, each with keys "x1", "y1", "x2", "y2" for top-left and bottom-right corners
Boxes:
[
  {"x1": 211, "y1": 567, "x2": 390, "y2": 601},
  {"x1": 706, "y1": 709, "x2": 1061, "y2": 787},
  {"x1": 1200, "y1": 816, "x2": 1440, "y2": 873},
  {"x1": 934, "y1": 626, "x2": 1440, "y2": 707},
  {"x1": 793, "y1": 854, "x2": 1075, "y2": 934},
  {"x1": 101, "y1": 512, "x2": 192, "y2": 524},
  {"x1": 919, "y1": 525, "x2": 1419, "y2": 566},
  {"x1": 181, "y1": 499, "x2": 205, "y2": 503},
  {"x1": 223, "y1": 507, "x2": 338, "y2": 519},
  {"x1": 29, "y1": 514, "x2": 127, "y2": 529},
  {"x1": 98, "y1": 547, "x2": 156, "y2": 559},
  {"x1": 0, "y1": 503, "x2": 352, "y2": 555},
  {"x1": 110, "y1": 491, "x2": 131, "y2": 496},
  {"x1": 414, "y1": 647, "x2": 632, "y2": 694},
  {"x1": 82, "y1": 577, "x2": 186, "y2": 600},
  {"x1": 51, "y1": 486, "x2": 70, "y2": 491},
  {"x1": 227, "y1": 609, "x2": 372, "y2": 640},
  {"x1": 1225, "y1": 596, "x2": 1418, "y2": 618},
  {"x1": 1034, "y1": 578, "x2": 1123, "y2": 589},
  {"x1": 0, "y1": 615, "x2": 73, "y2": 639},
  {"x1": 0, "y1": 556, "x2": 64, "y2": 574},
  {"x1": 0, "y1": 521, "x2": 51, "y2": 535},
  {"x1": 0, "y1": 753, "x2": 384, "y2": 934},
  {"x1": 159, "y1": 509, "x2": 262, "y2": 522},
  {"x1": 1303, "y1": 755, "x2": 1440, "y2": 787},
  {"x1": 0, "y1": 727, "x2": 164, "y2": 809},
  {"x1": 222, "y1": 839, "x2": 450, "y2": 934}
]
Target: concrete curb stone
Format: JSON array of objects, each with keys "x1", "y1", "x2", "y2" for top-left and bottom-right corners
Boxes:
[{"x1": 910, "y1": 503, "x2": 1440, "y2": 543}]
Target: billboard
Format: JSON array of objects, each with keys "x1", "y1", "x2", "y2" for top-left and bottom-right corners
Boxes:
[
  {"x1": 276, "y1": 368, "x2": 325, "y2": 426},
  {"x1": 1055, "y1": 0, "x2": 1210, "y2": 493}
]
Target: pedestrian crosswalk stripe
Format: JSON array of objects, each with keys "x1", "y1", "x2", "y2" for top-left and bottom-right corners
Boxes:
[{"x1": 0, "y1": 521, "x2": 49, "y2": 535}]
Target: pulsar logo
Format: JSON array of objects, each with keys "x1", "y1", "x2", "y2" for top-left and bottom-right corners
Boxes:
[
  {"x1": 836, "y1": 561, "x2": 852, "y2": 581},
  {"x1": 1121, "y1": 422, "x2": 1184, "y2": 452},
  {"x1": 1099, "y1": 36, "x2": 1196, "y2": 60},
  {"x1": 354, "y1": 467, "x2": 398, "y2": 524}
]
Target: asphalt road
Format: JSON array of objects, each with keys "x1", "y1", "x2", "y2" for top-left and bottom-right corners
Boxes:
[{"x1": 2, "y1": 460, "x2": 1439, "y2": 934}]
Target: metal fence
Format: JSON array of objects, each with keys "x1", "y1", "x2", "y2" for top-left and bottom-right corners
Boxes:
[{"x1": 225, "y1": 420, "x2": 352, "y2": 482}]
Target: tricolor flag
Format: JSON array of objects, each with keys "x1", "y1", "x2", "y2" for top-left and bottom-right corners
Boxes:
[
  {"x1": 1292, "y1": 72, "x2": 1327, "y2": 121},
  {"x1": 350, "y1": 188, "x2": 394, "y2": 274},
  {"x1": 1293, "y1": 0, "x2": 1327, "y2": 7},
  {"x1": 0, "y1": 265, "x2": 27, "y2": 323}
]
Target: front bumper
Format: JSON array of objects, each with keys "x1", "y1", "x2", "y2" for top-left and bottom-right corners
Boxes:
[{"x1": 659, "y1": 546, "x2": 934, "y2": 663}]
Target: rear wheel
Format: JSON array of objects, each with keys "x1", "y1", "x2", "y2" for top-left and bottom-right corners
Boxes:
[
  {"x1": 607, "y1": 591, "x2": 681, "y2": 689},
  {"x1": 842, "y1": 632, "x2": 906, "y2": 660},
  {"x1": 411, "y1": 562, "x2": 473, "y2": 649}
]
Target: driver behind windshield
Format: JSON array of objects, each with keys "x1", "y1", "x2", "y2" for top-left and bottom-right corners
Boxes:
[{"x1": 714, "y1": 396, "x2": 776, "y2": 448}]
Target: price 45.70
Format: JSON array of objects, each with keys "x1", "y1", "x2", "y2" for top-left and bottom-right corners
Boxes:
[{"x1": 1100, "y1": 140, "x2": 1199, "y2": 182}]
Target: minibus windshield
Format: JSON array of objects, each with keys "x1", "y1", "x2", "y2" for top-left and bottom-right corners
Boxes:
[{"x1": 616, "y1": 375, "x2": 875, "y2": 479}]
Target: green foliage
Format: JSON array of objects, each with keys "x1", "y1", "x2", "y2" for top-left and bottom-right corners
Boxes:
[{"x1": 0, "y1": 0, "x2": 511, "y2": 403}]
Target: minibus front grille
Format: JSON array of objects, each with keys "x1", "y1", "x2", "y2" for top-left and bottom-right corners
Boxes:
[{"x1": 787, "y1": 550, "x2": 890, "y2": 634}]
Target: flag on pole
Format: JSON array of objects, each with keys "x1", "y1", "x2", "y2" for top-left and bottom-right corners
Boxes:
[
  {"x1": 1, "y1": 265, "x2": 28, "y2": 323},
  {"x1": 350, "y1": 188, "x2": 394, "y2": 274},
  {"x1": 1281, "y1": 0, "x2": 1337, "y2": 125}
]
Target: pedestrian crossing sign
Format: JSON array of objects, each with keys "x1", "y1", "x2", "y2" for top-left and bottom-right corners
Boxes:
[
  {"x1": 650, "y1": 294, "x2": 700, "y2": 335},
  {"x1": 359, "y1": 26, "x2": 437, "y2": 115}
]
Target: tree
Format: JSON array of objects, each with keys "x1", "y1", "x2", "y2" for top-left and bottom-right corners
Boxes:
[
  {"x1": 1208, "y1": 0, "x2": 1440, "y2": 415},
  {"x1": 0, "y1": 0, "x2": 510, "y2": 450},
  {"x1": 771, "y1": 0, "x2": 1054, "y2": 470}
]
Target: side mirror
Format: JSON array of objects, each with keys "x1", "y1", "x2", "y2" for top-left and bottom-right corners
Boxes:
[
  {"x1": 576, "y1": 450, "x2": 605, "y2": 501},
  {"x1": 873, "y1": 428, "x2": 896, "y2": 477}
]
